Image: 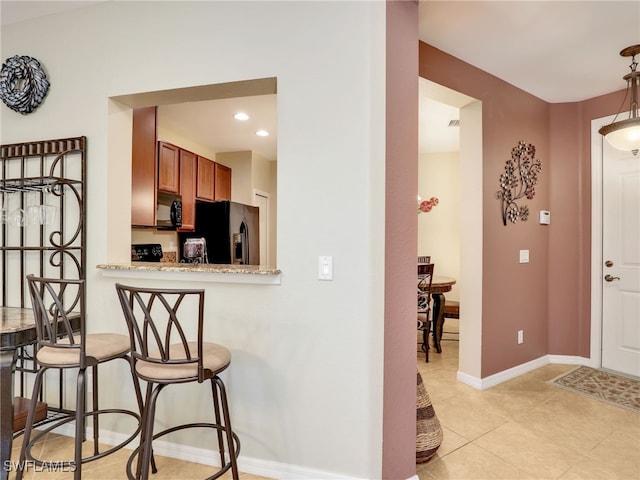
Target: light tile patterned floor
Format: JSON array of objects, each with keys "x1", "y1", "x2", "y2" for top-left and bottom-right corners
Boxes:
[
  {"x1": 9, "y1": 428, "x2": 269, "y2": 480},
  {"x1": 417, "y1": 324, "x2": 640, "y2": 480},
  {"x1": 9, "y1": 321, "x2": 639, "y2": 479}
]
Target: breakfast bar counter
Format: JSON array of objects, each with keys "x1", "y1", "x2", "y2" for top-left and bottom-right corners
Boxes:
[{"x1": 96, "y1": 262, "x2": 282, "y2": 285}]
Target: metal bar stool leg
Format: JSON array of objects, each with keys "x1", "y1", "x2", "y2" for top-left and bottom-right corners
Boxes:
[
  {"x1": 92, "y1": 365, "x2": 100, "y2": 456},
  {"x1": 16, "y1": 368, "x2": 46, "y2": 480},
  {"x1": 74, "y1": 368, "x2": 87, "y2": 480},
  {"x1": 211, "y1": 379, "x2": 226, "y2": 468},
  {"x1": 215, "y1": 376, "x2": 239, "y2": 480},
  {"x1": 141, "y1": 384, "x2": 163, "y2": 480}
]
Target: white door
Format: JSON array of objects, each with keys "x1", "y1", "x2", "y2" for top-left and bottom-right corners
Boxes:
[
  {"x1": 254, "y1": 190, "x2": 270, "y2": 267},
  {"x1": 601, "y1": 139, "x2": 640, "y2": 377}
]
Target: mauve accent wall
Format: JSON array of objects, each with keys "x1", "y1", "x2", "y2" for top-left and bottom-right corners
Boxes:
[
  {"x1": 419, "y1": 42, "x2": 624, "y2": 376},
  {"x1": 548, "y1": 90, "x2": 626, "y2": 357},
  {"x1": 548, "y1": 102, "x2": 585, "y2": 355},
  {"x1": 383, "y1": 1, "x2": 419, "y2": 479},
  {"x1": 419, "y1": 42, "x2": 550, "y2": 377}
]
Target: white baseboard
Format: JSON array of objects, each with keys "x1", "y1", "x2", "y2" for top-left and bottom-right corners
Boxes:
[
  {"x1": 547, "y1": 354, "x2": 591, "y2": 367},
  {"x1": 456, "y1": 354, "x2": 590, "y2": 390},
  {"x1": 50, "y1": 425, "x2": 366, "y2": 479}
]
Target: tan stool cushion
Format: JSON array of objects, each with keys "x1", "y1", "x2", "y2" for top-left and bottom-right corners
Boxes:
[
  {"x1": 36, "y1": 333, "x2": 130, "y2": 366},
  {"x1": 136, "y1": 342, "x2": 231, "y2": 381}
]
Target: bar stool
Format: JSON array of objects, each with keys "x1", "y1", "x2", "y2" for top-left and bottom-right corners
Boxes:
[
  {"x1": 17, "y1": 275, "x2": 144, "y2": 480},
  {"x1": 115, "y1": 283, "x2": 240, "y2": 480}
]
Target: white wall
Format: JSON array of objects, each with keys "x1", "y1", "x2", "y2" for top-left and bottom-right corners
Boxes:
[
  {"x1": 216, "y1": 151, "x2": 254, "y2": 204},
  {"x1": 418, "y1": 152, "x2": 460, "y2": 301},
  {"x1": 1, "y1": 2, "x2": 387, "y2": 478}
]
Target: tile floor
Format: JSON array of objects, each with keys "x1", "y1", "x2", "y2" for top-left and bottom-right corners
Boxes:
[
  {"x1": 8, "y1": 429, "x2": 270, "y2": 480},
  {"x1": 417, "y1": 322, "x2": 640, "y2": 480},
  {"x1": 9, "y1": 322, "x2": 639, "y2": 479}
]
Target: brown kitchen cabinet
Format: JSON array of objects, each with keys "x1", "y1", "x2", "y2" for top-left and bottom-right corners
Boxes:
[
  {"x1": 179, "y1": 148, "x2": 197, "y2": 231},
  {"x1": 131, "y1": 107, "x2": 157, "y2": 227},
  {"x1": 196, "y1": 155, "x2": 215, "y2": 201},
  {"x1": 214, "y1": 162, "x2": 232, "y2": 200},
  {"x1": 158, "y1": 141, "x2": 180, "y2": 193}
]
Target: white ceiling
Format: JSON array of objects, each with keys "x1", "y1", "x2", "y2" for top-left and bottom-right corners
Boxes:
[
  {"x1": 418, "y1": 0, "x2": 640, "y2": 153},
  {"x1": 419, "y1": 1, "x2": 640, "y2": 104},
  {"x1": 1, "y1": 1, "x2": 639, "y2": 156},
  {"x1": 158, "y1": 95, "x2": 278, "y2": 161}
]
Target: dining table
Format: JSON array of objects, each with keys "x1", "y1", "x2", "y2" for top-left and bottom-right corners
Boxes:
[
  {"x1": 429, "y1": 275, "x2": 456, "y2": 354},
  {"x1": 0, "y1": 307, "x2": 80, "y2": 480}
]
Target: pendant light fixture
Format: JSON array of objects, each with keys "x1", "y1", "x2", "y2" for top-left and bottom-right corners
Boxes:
[{"x1": 598, "y1": 45, "x2": 640, "y2": 154}]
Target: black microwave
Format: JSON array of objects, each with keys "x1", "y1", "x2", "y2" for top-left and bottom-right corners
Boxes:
[{"x1": 156, "y1": 191, "x2": 182, "y2": 229}]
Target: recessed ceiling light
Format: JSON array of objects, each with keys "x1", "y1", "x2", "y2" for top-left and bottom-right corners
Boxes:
[
  {"x1": 233, "y1": 112, "x2": 249, "y2": 121},
  {"x1": 255, "y1": 130, "x2": 269, "y2": 137}
]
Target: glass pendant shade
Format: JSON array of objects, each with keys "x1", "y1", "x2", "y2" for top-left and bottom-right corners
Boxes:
[
  {"x1": 599, "y1": 45, "x2": 640, "y2": 153},
  {"x1": 600, "y1": 118, "x2": 640, "y2": 152}
]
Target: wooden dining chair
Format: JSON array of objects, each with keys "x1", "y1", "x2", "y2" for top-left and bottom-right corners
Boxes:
[
  {"x1": 417, "y1": 263, "x2": 435, "y2": 362},
  {"x1": 418, "y1": 255, "x2": 431, "y2": 265},
  {"x1": 442, "y1": 300, "x2": 460, "y2": 342}
]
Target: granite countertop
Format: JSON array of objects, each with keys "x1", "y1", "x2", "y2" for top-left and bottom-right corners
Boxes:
[
  {"x1": 1, "y1": 307, "x2": 35, "y2": 334},
  {"x1": 96, "y1": 262, "x2": 281, "y2": 276}
]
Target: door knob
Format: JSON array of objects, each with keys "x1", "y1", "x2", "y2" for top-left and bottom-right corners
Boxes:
[
  {"x1": 604, "y1": 274, "x2": 620, "y2": 282},
  {"x1": 605, "y1": 260, "x2": 613, "y2": 267}
]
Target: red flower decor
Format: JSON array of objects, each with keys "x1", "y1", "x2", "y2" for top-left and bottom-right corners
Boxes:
[{"x1": 418, "y1": 196, "x2": 439, "y2": 214}]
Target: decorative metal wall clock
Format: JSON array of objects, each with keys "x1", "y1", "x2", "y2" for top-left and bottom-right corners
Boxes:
[
  {"x1": 496, "y1": 141, "x2": 542, "y2": 226},
  {"x1": 0, "y1": 55, "x2": 50, "y2": 114}
]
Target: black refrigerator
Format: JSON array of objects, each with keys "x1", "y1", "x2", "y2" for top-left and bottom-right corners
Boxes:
[{"x1": 179, "y1": 201, "x2": 260, "y2": 265}]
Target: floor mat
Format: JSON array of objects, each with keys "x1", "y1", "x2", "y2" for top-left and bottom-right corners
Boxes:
[{"x1": 548, "y1": 366, "x2": 640, "y2": 413}]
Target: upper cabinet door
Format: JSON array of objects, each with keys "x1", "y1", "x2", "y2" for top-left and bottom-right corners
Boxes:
[
  {"x1": 214, "y1": 163, "x2": 232, "y2": 201},
  {"x1": 179, "y1": 149, "x2": 197, "y2": 231},
  {"x1": 131, "y1": 107, "x2": 157, "y2": 227},
  {"x1": 158, "y1": 142, "x2": 180, "y2": 193},
  {"x1": 196, "y1": 155, "x2": 215, "y2": 201}
]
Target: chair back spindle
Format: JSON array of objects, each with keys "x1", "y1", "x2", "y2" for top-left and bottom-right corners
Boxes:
[
  {"x1": 26, "y1": 275, "x2": 86, "y2": 363},
  {"x1": 115, "y1": 285, "x2": 211, "y2": 383}
]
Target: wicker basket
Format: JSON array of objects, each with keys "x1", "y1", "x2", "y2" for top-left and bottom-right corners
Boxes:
[{"x1": 416, "y1": 370, "x2": 443, "y2": 463}]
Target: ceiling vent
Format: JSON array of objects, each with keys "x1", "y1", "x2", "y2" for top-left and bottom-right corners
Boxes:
[{"x1": 448, "y1": 119, "x2": 460, "y2": 127}]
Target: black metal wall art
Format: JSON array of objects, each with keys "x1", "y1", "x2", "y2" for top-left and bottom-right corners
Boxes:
[
  {"x1": 496, "y1": 141, "x2": 542, "y2": 225},
  {"x1": 0, "y1": 55, "x2": 50, "y2": 114}
]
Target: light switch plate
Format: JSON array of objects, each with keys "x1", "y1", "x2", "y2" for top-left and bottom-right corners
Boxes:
[
  {"x1": 318, "y1": 256, "x2": 333, "y2": 280},
  {"x1": 519, "y1": 249, "x2": 529, "y2": 263}
]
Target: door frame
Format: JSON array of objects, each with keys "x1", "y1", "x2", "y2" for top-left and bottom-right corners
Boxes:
[
  {"x1": 253, "y1": 188, "x2": 271, "y2": 267},
  {"x1": 590, "y1": 112, "x2": 619, "y2": 369}
]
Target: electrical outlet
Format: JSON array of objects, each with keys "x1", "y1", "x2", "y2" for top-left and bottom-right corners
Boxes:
[{"x1": 517, "y1": 330, "x2": 524, "y2": 344}]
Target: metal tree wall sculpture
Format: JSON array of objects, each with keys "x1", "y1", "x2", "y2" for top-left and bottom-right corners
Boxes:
[{"x1": 496, "y1": 141, "x2": 542, "y2": 226}]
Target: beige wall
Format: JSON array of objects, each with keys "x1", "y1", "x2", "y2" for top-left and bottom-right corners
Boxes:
[
  {"x1": 2, "y1": 2, "x2": 397, "y2": 478},
  {"x1": 418, "y1": 151, "x2": 461, "y2": 302}
]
